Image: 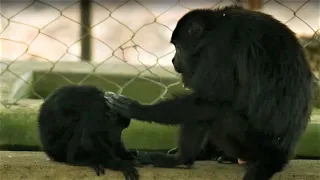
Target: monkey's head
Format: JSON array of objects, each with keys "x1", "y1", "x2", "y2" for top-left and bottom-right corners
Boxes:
[
  {"x1": 170, "y1": 5, "x2": 242, "y2": 92},
  {"x1": 171, "y1": 10, "x2": 208, "y2": 89}
]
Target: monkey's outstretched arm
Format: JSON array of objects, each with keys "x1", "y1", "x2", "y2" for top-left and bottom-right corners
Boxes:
[
  {"x1": 105, "y1": 92, "x2": 232, "y2": 125},
  {"x1": 104, "y1": 31, "x2": 237, "y2": 125}
]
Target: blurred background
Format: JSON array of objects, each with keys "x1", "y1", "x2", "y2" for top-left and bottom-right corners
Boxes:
[{"x1": 0, "y1": 0, "x2": 319, "y2": 153}]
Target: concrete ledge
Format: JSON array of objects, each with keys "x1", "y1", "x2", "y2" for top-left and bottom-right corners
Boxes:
[{"x1": 0, "y1": 151, "x2": 319, "y2": 180}]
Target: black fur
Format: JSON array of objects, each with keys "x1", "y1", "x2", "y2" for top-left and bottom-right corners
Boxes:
[
  {"x1": 105, "y1": 5, "x2": 315, "y2": 180},
  {"x1": 38, "y1": 85, "x2": 140, "y2": 180}
]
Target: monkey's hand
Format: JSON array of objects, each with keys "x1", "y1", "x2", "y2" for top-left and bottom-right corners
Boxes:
[
  {"x1": 128, "y1": 150, "x2": 140, "y2": 158},
  {"x1": 121, "y1": 150, "x2": 140, "y2": 160},
  {"x1": 104, "y1": 92, "x2": 141, "y2": 119},
  {"x1": 137, "y1": 152, "x2": 182, "y2": 168}
]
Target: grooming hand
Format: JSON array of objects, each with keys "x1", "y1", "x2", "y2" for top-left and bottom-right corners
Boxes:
[{"x1": 104, "y1": 92, "x2": 141, "y2": 119}]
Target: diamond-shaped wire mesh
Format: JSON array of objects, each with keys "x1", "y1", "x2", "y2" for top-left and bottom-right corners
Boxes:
[{"x1": 0, "y1": 0, "x2": 319, "y2": 108}]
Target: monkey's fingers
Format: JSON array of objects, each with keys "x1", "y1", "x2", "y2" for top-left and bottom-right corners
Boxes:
[
  {"x1": 105, "y1": 92, "x2": 137, "y2": 107},
  {"x1": 104, "y1": 92, "x2": 129, "y2": 104},
  {"x1": 123, "y1": 167, "x2": 139, "y2": 180},
  {"x1": 92, "y1": 164, "x2": 105, "y2": 176},
  {"x1": 105, "y1": 99, "x2": 125, "y2": 113},
  {"x1": 104, "y1": 91, "x2": 117, "y2": 97},
  {"x1": 113, "y1": 95, "x2": 137, "y2": 109},
  {"x1": 104, "y1": 92, "x2": 122, "y2": 107},
  {"x1": 104, "y1": 94, "x2": 131, "y2": 113}
]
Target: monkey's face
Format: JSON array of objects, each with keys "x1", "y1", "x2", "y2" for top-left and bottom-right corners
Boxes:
[{"x1": 171, "y1": 12, "x2": 205, "y2": 89}]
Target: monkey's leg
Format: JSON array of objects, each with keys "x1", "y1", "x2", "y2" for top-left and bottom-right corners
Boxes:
[
  {"x1": 113, "y1": 141, "x2": 142, "y2": 167},
  {"x1": 80, "y1": 103, "x2": 138, "y2": 179},
  {"x1": 78, "y1": 99, "x2": 121, "y2": 175},
  {"x1": 66, "y1": 123, "x2": 90, "y2": 166},
  {"x1": 242, "y1": 138, "x2": 290, "y2": 179},
  {"x1": 138, "y1": 122, "x2": 209, "y2": 168},
  {"x1": 243, "y1": 153, "x2": 288, "y2": 180},
  {"x1": 94, "y1": 138, "x2": 140, "y2": 180},
  {"x1": 80, "y1": 133, "x2": 111, "y2": 176},
  {"x1": 177, "y1": 122, "x2": 210, "y2": 167},
  {"x1": 208, "y1": 109, "x2": 250, "y2": 165},
  {"x1": 64, "y1": 123, "x2": 107, "y2": 176},
  {"x1": 94, "y1": 139, "x2": 139, "y2": 180},
  {"x1": 81, "y1": 134, "x2": 139, "y2": 180},
  {"x1": 211, "y1": 111, "x2": 288, "y2": 180}
]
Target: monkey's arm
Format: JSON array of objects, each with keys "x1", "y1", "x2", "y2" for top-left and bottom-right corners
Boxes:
[
  {"x1": 105, "y1": 92, "x2": 231, "y2": 125},
  {"x1": 104, "y1": 30, "x2": 238, "y2": 125},
  {"x1": 105, "y1": 46, "x2": 236, "y2": 125}
]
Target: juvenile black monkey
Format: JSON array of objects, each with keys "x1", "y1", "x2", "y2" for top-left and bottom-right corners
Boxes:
[
  {"x1": 105, "y1": 5, "x2": 315, "y2": 180},
  {"x1": 38, "y1": 85, "x2": 140, "y2": 180}
]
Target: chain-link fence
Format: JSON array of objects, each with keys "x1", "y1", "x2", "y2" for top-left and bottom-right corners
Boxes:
[{"x1": 1, "y1": 0, "x2": 319, "y2": 108}]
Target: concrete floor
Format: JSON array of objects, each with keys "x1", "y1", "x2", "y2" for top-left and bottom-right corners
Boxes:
[{"x1": 0, "y1": 151, "x2": 319, "y2": 180}]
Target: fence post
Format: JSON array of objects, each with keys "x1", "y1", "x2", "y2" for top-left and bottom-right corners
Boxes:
[
  {"x1": 247, "y1": 0, "x2": 263, "y2": 10},
  {"x1": 80, "y1": 0, "x2": 92, "y2": 62}
]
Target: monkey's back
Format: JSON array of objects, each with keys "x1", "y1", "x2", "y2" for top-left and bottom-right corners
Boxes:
[
  {"x1": 219, "y1": 7, "x2": 315, "y2": 156},
  {"x1": 37, "y1": 85, "x2": 107, "y2": 162}
]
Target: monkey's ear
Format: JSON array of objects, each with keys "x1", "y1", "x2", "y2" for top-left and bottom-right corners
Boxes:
[{"x1": 188, "y1": 20, "x2": 203, "y2": 36}]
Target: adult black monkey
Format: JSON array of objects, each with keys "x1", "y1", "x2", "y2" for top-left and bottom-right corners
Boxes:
[
  {"x1": 38, "y1": 85, "x2": 140, "y2": 180},
  {"x1": 105, "y1": 5, "x2": 315, "y2": 180}
]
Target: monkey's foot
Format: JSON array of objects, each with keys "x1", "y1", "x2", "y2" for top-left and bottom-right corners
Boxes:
[
  {"x1": 137, "y1": 152, "x2": 187, "y2": 168},
  {"x1": 214, "y1": 155, "x2": 237, "y2": 164},
  {"x1": 238, "y1": 158, "x2": 246, "y2": 164},
  {"x1": 132, "y1": 159, "x2": 143, "y2": 168}
]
